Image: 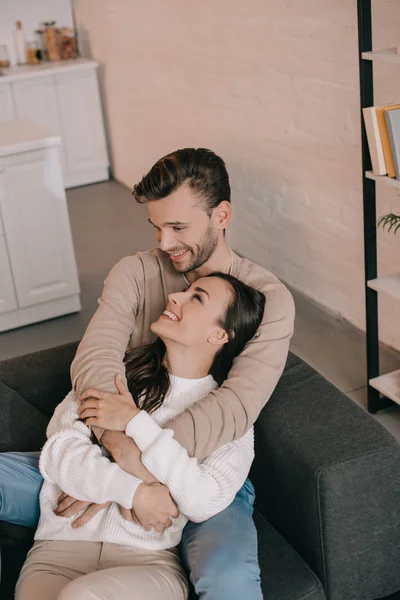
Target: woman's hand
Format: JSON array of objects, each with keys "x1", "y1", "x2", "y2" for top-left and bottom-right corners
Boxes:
[{"x1": 78, "y1": 375, "x2": 140, "y2": 431}]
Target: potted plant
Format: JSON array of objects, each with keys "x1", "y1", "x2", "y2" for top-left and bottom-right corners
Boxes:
[{"x1": 378, "y1": 213, "x2": 400, "y2": 234}]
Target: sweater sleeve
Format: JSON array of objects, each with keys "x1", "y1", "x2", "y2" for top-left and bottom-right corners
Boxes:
[
  {"x1": 165, "y1": 280, "x2": 295, "y2": 460},
  {"x1": 126, "y1": 411, "x2": 254, "y2": 522},
  {"x1": 39, "y1": 392, "x2": 142, "y2": 509}
]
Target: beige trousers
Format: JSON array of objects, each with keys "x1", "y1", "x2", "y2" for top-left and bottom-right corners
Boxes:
[{"x1": 16, "y1": 540, "x2": 188, "y2": 600}]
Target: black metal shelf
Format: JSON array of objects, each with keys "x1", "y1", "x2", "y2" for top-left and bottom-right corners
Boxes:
[{"x1": 357, "y1": 0, "x2": 399, "y2": 412}]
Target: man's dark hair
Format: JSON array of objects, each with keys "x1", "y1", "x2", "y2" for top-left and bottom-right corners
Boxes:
[{"x1": 132, "y1": 148, "x2": 231, "y2": 215}]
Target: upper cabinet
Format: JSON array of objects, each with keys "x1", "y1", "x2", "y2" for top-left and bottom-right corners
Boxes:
[{"x1": 0, "y1": 59, "x2": 109, "y2": 188}]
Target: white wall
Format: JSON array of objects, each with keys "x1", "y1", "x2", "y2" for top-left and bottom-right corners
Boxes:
[
  {"x1": 0, "y1": 0, "x2": 74, "y2": 66},
  {"x1": 73, "y1": 0, "x2": 400, "y2": 352}
]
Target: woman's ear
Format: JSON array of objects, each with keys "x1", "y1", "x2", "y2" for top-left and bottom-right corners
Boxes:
[{"x1": 208, "y1": 327, "x2": 230, "y2": 346}]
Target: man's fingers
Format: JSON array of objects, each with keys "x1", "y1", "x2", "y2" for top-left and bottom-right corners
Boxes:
[
  {"x1": 154, "y1": 523, "x2": 165, "y2": 534},
  {"x1": 72, "y1": 503, "x2": 109, "y2": 528},
  {"x1": 55, "y1": 495, "x2": 80, "y2": 515},
  {"x1": 57, "y1": 491, "x2": 68, "y2": 506},
  {"x1": 170, "y1": 505, "x2": 179, "y2": 519},
  {"x1": 57, "y1": 500, "x2": 89, "y2": 518}
]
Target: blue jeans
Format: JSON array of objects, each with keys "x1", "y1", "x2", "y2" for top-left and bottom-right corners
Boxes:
[
  {"x1": 0, "y1": 452, "x2": 42, "y2": 528},
  {"x1": 0, "y1": 452, "x2": 262, "y2": 599}
]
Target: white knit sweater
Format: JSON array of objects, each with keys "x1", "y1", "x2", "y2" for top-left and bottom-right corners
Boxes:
[{"x1": 35, "y1": 374, "x2": 254, "y2": 550}]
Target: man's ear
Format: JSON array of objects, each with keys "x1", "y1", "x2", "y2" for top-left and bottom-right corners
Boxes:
[
  {"x1": 208, "y1": 327, "x2": 229, "y2": 346},
  {"x1": 213, "y1": 201, "x2": 231, "y2": 231}
]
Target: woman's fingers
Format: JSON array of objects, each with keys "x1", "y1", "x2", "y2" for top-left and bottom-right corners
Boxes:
[
  {"x1": 78, "y1": 388, "x2": 104, "y2": 401},
  {"x1": 78, "y1": 408, "x2": 99, "y2": 421},
  {"x1": 131, "y1": 510, "x2": 141, "y2": 525},
  {"x1": 120, "y1": 507, "x2": 133, "y2": 522},
  {"x1": 78, "y1": 399, "x2": 100, "y2": 415},
  {"x1": 115, "y1": 374, "x2": 128, "y2": 395}
]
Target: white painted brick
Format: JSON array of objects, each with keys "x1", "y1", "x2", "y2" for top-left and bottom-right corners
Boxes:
[{"x1": 74, "y1": 0, "x2": 400, "y2": 351}]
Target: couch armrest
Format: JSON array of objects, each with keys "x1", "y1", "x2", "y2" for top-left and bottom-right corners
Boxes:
[
  {"x1": 250, "y1": 352, "x2": 400, "y2": 600},
  {"x1": 0, "y1": 341, "x2": 79, "y2": 418}
]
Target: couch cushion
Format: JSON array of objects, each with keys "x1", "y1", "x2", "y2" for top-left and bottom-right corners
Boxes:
[
  {"x1": 0, "y1": 383, "x2": 49, "y2": 452},
  {"x1": 254, "y1": 509, "x2": 325, "y2": 600}
]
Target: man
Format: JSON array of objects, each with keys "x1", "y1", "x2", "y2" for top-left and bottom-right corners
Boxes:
[{"x1": 0, "y1": 148, "x2": 294, "y2": 599}]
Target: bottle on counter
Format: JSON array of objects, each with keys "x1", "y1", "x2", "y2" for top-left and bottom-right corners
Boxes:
[{"x1": 14, "y1": 20, "x2": 26, "y2": 65}]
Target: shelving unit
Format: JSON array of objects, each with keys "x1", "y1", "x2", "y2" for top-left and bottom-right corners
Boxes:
[{"x1": 358, "y1": 1, "x2": 400, "y2": 411}]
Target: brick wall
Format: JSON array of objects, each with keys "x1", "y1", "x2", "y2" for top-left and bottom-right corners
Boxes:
[{"x1": 74, "y1": 0, "x2": 400, "y2": 351}]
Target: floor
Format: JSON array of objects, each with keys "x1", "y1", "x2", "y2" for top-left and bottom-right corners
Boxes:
[{"x1": 1, "y1": 179, "x2": 400, "y2": 442}]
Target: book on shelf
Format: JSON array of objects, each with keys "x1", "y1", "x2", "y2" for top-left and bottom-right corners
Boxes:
[
  {"x1": 384, "y1": 108, "x2": 400, "y2": 180},
  {"x1": 363, "y1": 103, "x2": 400, "y2": 177},
  {"x1": 363, "y1": 106, "x2": 387, "y2": 175}
]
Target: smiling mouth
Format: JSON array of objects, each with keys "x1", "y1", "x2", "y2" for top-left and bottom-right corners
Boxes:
[{"x1": 162, "y1": 309, "x2": 179, "y2": 321}]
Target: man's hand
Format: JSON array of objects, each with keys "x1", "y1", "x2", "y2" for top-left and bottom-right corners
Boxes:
[
  {"x1": 55, "y1": 492, "x2": 110, "y2": 528},
  {"x1": 78, "y1": 375, "x2": 139, "y2": 430},
  {"x1": 132, "y1": 483, "x2": 179, "y2": 533},
  {"x1": 102, "y1": 430, "x2": 158, "y2": 485}
]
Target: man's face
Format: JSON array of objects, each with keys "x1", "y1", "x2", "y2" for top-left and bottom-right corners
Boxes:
[{"x1": 147, "y1": 183, "x2": 219, "y2": 274}]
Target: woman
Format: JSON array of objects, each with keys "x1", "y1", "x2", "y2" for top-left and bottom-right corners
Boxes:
[{"x1": 16, "y1": 272, "x2": 265, "y2": 600}]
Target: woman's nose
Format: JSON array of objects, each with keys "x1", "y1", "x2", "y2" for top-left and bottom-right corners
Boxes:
[{"x1": 168, "y1": 291, "x2": 187, "y2": 306}]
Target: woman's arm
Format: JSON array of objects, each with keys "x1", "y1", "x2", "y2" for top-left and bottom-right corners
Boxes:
[
  {"x1": 40, "y1": 392, "x2": 142, "y2": 509},
  {"x1": 125, "y1": 411, "x2": 254, "y2": 522}
]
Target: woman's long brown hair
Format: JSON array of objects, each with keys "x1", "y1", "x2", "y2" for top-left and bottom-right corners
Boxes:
[{"x1": 124, "y1": 272, "x2": 266, "y2": 414}]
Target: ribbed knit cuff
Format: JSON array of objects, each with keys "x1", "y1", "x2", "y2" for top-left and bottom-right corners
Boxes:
[
  {"x1": 125, "y1": 410, "x2": 163, "y2": 451},
  {"x1": 108, "y1": 468, "x2": 143, "y2": 509}
]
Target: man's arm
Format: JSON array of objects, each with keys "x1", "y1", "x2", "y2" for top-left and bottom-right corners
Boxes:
[
  {"x1": 71, "y1": 256, "x2": 142, "y2": 396},
  {"x1": 166, "y1": 282, "x2": 295, "y2": 459},
  {"x1": 70, "y1": 256, "x2": 143, "y2": 441}
]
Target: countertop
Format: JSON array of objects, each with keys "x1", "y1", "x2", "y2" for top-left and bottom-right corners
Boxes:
[
  {"x1": 0, "y1": 119, "x2": 60, "y2": 158},
  {"x1": 0, "y1": 58, "x2": 98, "y2": 84}
]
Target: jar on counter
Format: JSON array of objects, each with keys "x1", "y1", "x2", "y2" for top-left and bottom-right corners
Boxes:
[
  {"x1": 0, "y1": 45, "x2": 10, "y2": 68},
  {"x1": 26, "y1": 41, "x2": 40, "y2": 65},
  {"x1": 60, "y1": 28, "x2": 78, "y2": 60},
  {"x1": 43, "y1": 21, "x2": 60, "y2": 61}
]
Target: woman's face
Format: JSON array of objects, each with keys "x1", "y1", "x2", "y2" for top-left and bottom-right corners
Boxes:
[{"x1": 151, "y1": 277, "x2": 233, "y2": 348}]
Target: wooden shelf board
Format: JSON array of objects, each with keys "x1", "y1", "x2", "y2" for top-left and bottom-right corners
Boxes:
[
  {"x1": 367, "y1": 275, "x2": 400, "y2": 300},
  {"x1": 365, "y1": 171, "x2": 400, "y2": 189},
  {"x1": 362, "y1": 48, "x2": 400, "y2": 64},
  {"x1": 370, "y1": 370, "x2": 400, "y2": 406}
]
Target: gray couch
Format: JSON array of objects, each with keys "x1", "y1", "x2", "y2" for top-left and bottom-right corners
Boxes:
[{"x1": 0, "y1": 342, "x2": 399, "y2": 600}]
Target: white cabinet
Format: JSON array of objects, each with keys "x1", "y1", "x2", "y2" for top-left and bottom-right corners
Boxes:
[
  {"x1": 0, "y1": 84, "x2": 15, "y2": 121},
  {"x1": 0, "y1": 237, "x2": 18, "y2": 315},
  {"x1": 0, "y1": 59, "x2": 109, "y2": 188},
  {"x1": 54, "y1": 68, "x2": 108, "y2": 183},
  {"x1": 0, "y1": 119, "x2": 81, "y2": 332},
  {"x1": 12, "y1": 77, "x2": 68, "y2": 174}
]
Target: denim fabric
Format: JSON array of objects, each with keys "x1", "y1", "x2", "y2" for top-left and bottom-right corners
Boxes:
[
  {"x1": 181, "y1": 478, "x2": 262, "y2": 600},
  {"x1": 0, "y1": 452, "x2": 42, "y2": 528}
]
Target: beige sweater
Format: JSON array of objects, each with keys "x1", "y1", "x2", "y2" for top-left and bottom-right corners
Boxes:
[{"x1": 71, "y1": 248, "x2": 295, "y2": 460}]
